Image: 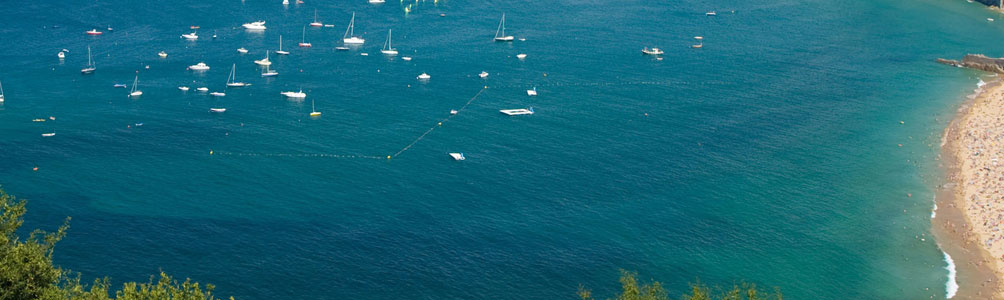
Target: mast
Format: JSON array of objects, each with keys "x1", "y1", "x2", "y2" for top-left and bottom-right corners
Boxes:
[
  {"x1": 87, "y1": 47, "x2": 93, "y2": 67},
  {"x1": 279, "y1": 35, "x2": 283, "y2": 51},
  {"x1": 314, "y1": 9, "x2": 318, "y2": 22},
  {"x1": 500, "y1": 13, "x2": 505, "y2": 37},
  {"x1": 131, "y1": 72, "x2": 138, "y2": 93},
  {"x1": 344, "y1": 12, "x2": 355, "y2": 38},
  {"x1": 302, "y1": 26, "x2": 306, "y2": 43}
]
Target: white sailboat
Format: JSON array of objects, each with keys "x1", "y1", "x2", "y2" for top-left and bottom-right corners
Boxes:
[
  {"x1": 309, "y1": 9, "x2": 323, "y2": 27},
  {"x1": 255, "y1": 51, "x2": 272, "y2": 66},
  {"x1": 261, "y1": 65, "x2": 279, "y2": 77},
  {"x1": 226, "y1": 64, "x2": 250, "y2": 87},
  {"x1": 299, "y1": 26, "x2": 312, "y2": 47},
  {"x1": 494, "y1": 13, "x2": 514, "y2": 42},
  {"x1": 129, "y1": 72, "x2": 142, "y2": 97},
  {"x1": 343, "y1": 12, "x2": 365, "y2": 44},
  {"x1": 380, "y1": 29, "x2": 397, "y2": 55},
  {"x1": 81, "y1": 46, "x2": 96, "y2": 74},
  {"x1": 0, "y1": 80, "x2": 5, "y2": 103},
  {"x1": 276, "y1": 35, "x2": 289, "y2": 55},
  {"x1": 310, "y1": 99, "x2": 321, "y2": 116}
]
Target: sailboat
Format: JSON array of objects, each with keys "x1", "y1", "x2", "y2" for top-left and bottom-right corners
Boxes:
[
  {"x1": 343, "y1": 12, "x2": 365, "y2": 44},
  {"x1": 261, "y1": 64, "x2": 279, "y2": 77},
  {"x1": 255, "y1": 51, "x2": 272, "y2": 66},
  {"x1": 310, "y1": 99, "x2": 321, "y2": 116},
  {"x1": 309, "y1": 9, "x2": 323, "y2": 27},
  {"x1": 299, "y1": 26, "x2": 312, "y2": 47},
  {"x1": 0, "y1": 80, "x2": 5, "y2": 103},
  {"x1": 380, "y1": 29, "x2": 398, "y2": 55},
  {"x1": 129, "y1": 72, "x2": 142, "y2": 97},
  {"x1": 494, "y1": 13, "x2": 514, "y2": 42},
  {"x1": 81, "y1": 46, "x2": 96, "y2": 74},
  {"x1": 226, "y1": 64, "x2": 250, "y2": 87},
  {"x1": 276, "y1": 35, "x2": 289, "y2": 55}
]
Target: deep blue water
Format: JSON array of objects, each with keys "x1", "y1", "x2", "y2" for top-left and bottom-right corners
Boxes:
[{"x1": 3, "y1": 0, "x2": 1004, "y2": 298}]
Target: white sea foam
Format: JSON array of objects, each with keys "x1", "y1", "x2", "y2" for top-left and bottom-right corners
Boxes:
[
  {"x1": 978, "y1": 79, "x2": 987, "y2": 88},
  {"x1": 932, "y1": 200, "x2": 937, "y2": 219},
  {"x1": 944, "y1": 250, "x2": 958, "y2": 299}
]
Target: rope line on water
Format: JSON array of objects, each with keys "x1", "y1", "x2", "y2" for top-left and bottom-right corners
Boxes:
[{"x1": 392, "y1": 86, "x2": 487, "y2": 158}]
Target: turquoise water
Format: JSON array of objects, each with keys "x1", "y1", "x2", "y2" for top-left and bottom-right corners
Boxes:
[{"x1": 3, "y1": 0, "x2": 1004, "y2": 298}]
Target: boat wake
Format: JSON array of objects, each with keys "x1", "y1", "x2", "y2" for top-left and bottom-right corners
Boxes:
[{"x1": 943, "y1": 250, "x2": 959, "y2": 299}]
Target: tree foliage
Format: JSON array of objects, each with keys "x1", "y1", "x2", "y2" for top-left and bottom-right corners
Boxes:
[
  {"x1": 579, "y1": 269, "x2": 782, "y2": 300},
  {"x1": 0, "y1": 188, "x2": 229, "y2": 300}
]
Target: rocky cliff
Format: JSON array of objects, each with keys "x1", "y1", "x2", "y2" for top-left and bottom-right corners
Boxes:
[{"x1": 937, "y1": 54, "x2": 1004, "y2": 73}]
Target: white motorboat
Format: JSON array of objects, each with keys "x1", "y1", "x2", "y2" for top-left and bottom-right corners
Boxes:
[
  {"x1": 129, "y1": 73, "x2": 142, "y2": 97},
  {"x1": 242, "y1": 21, "x2": 267, "y2": 30},
  {"x1": 181, "y1": 32, "x2": 198, "y2": 40},
  {"x1": 188, "y1": 62, "x2": 210, "y2": 70},
  {"x1": 380, "y1": 29, "x2": 398, "y2": 55},
  {"x1": 283, "y1": 0, "x2": 289, "y2": 4},
  {"x1": 210, "y1": 108, "x2": 226, "y2": 113},
  {"x1": 479, "y1": 71, "x2": 489, "y2": 78},
  {"x1": 226, "y1": 64, "x2": 250, "y2": 87},
  {"x1": 500, "y1": 107, "x2": 534, "y2": 115},
  {"x1": 450, "y1": 109, "x2": 458, "y2": 115},
  {"x1": 299, "y1": 26, "x2": 312, "y2": 47},
  {"x1": 210, "y1": 92, "x2": 226, "y2": 97},
  {"x1": 196, "y1": 87, "x2": 209, "y2": 92},
  {"x1": 402, "y1": 56, "x2": 412, "y2": 61},
  {"x1": 369, "y1": 0, "x2": 385, "y2": 3},
  {"x1": 281, "y1": 89, "x2": 307, "y2": 98},
  {"x1": 158, "y1": 51, "x2": 168, "y2": 58},
  {"x1": 254, "y1": 51, "x2": 272, "y2": 66},
  {"x1": 81, "y1": 46, "x2": 96, "y2": 74},
  {"x1": 526, "y1": 87, "x2": 537, "y2": 96},
  {"x1": 641, "y1": 47, "x2": 664, "y2": 55},
  {"x1": 178, "y1": 86, "x2": 190, "y2": 91},
  {"x1": 342, "y1": 12, "x2": 365, "y2": 44},
  {"x1": 516, "y1": 53, "x2": 527, "y2": 59},
  {"x1": 417, "y1": 73, "x2": 430, "y2": 80},
  {"x1": 237, "y1": 47, "x2": 249, "y2": 54},
  {"x1": 57, "y1": 51, "x2": 65, "y2": 59},
  {"x1": 449, "y1": 153, "x2": 466, "y2": 161},
  {"x1": 706, "y1": 11, "x2": 717, "y2": 16},
  {"x1": 494, "y1": 13, "x2": 514, "y2": 41},
  {"x1": 310, "y1": 9, "x2": 323, "y2": 27},
  {"x1": 86, "y1": 29, "x2": 103, "y2": 35},
  {"x1": 42, "y1": 132, "x2": 56, "y2": 137},
  {"x1": 276, "y1": 35, "x2": 290, "y2": 55}
]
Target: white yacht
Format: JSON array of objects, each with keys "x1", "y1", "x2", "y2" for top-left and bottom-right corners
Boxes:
[
  {"x1": 178, "y1": 86, "x2": 190, "y2": 91},
  {"x1": 237, "y1": 47, "x2": 249, "y2": 54},
  {"x1": 181, "y1": 32, "x2": 198, "y2": 40},
  {"x1": 417, "y1": 73, "x2": 431, "y2": 80},
  {"x1": 197, "y1": 87, "x2": 209, "y2": 92},
  {"x1": 242, "y1": 21, "x2": 267, "y2": 30},
  {"x1": 500, "y1": 107, "x2": 534, "y2": 115},
  {"x1": 281, "y1": 89, "x2": 307, "y2": 98},
  {"x1": 158, "y1": 51, "x2": 168, "y2": 58},
  {"x1": 526, "y1": 87, "x2": 537, "y2": 96},
  {"x1": 343, "y1": 12, "x2": 365, "y2": 44},
  {"x1": 494, "y1": 13, "x2": 514, "y2": 41},
  {"x1": 310, "y1": 9, "x2": 323, "y2": 27},
  {"x1": 479, "y1": 71, "x2": 489, "y2": 78},
  {"x1": 380, "y1": 29, "x2": 397, "y2": 55},
  {"x1": 210, "y1": 91, "x2": 226, "y2": 97},
  {"x1": 188, "y1": 62, "x2": 210, "y2": 70},
  {"x1": 449, "y1": 153, "x2": 466, "y2": 161},
  {"x1": 129, "y1": 73, "x2": 142, "y2": 97},
  {"x1": 641, "y1": 47, "x2": 664, "y2": 55}
]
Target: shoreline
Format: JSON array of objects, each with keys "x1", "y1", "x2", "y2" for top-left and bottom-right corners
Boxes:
[{"x1": 933, "y1": 75, "x2": 1004, "y2": 299}]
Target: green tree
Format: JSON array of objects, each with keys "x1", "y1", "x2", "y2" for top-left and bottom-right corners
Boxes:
[
  {"x1": 0, "y1": 188, "x2": 228, "y2": 300},
  {"x1": 579, "y1": 269, "x2": 781, "y2": 300}
]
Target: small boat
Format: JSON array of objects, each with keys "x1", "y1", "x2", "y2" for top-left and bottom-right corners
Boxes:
[
  {"x1": 242, "y1": 21, "x2": 267, "y2": 30},
  {"x1": 990, "y1": 18, "x2": 996, "y2": 22},
  {"x1": 276, "y1": 35, "x2": 290, "y2": 55},
  {"x1": 281, "y1": 89, "x2": 303, "y2": 98},
  {"x1": 178, "y1": 86, "x2": 190, "y2": 91},
  {"x1": 310, "y1": 9, "x2": 323, "y2": 27},
  {"x1": 0, "y1": 80, "x2": 4, "y2": 102},
  {"x1": 692, "y1": 36, "x2": 703, "y2": 48},
  {"x1": 226, "y1": 64, "x2": 250, "y2": 87},
  {"x1": 516, "y1": 53, "x2": 527, "y2": 59},
  {"x1": 449, "y1": 153, "x2": 465, "y2": 161},
  {"x1": 57, "y1": 51, "x2": 65, "y2": 59},
  {"x1": 324, "y1": 24, "x2": 335, "y2": 28},
  {"x1": 114, "y1": 83, "x2": 127, "y2": 88},
  {"x1": 417, "y1": 73, "x2": 430, "y2": 80},
  {"x1": 134, "y1": 123, "x2": 144, "y2": 127},
  {"x1": 299, "y1": 26, "x2": 312, "y2": 47},
  {"x1": 369, "y1": 0, "x2": 385, "y2": 3},
  {"x1": 642, "y1": 47, "x2": 663, "y2": 55},
  {"x1": 500, "y1": 107, "x2": 534, "y2": 115},
  {"x1": 380, "y1": 29, "x2": 398, "y2": 55},
  {"x1": 310, "y1": 99, "x2": 321, "y2": 116},
  {"x1": 261, "y1": 65, "x2": 279, "y2": 77},
  {"x1": 494, "y1": 13, "x2": 514, "y2": 41},
  {"x1": 212, "y1": 30, "x2": 217, "y2": 39},
  {"x1": 343, "y1": 12, "x2": 365, "y2": 44},
  {"x1": 402, "y1": 56, "x2": 412, "y2": 61},
  {"x1": 129, "y1": 73, "x2": 142, "y2": 97},
  {"x1": 181, "y1": 32, "x2": 198, "y2": 40},
  {"x1": 237, "y1": 47, "x2": 249, "y2": 54},
  {"x1": 197, "y1": 87, "x2": 209, "y2": 92},
  {"x1": 210, "y1": 108, "x2": 226, "y2": 113},
  {"x1": 158, "y1": 51, "x2": 168, "y2": 58},
  {"x1": 85, "y1": 29, "x2": 103, "y2": 35},
  {"x1": 188, "y1": 62, "x2": 210, "y2": 70},
  {"x1": 33, "y1": 119, "x2": 46, "y2": 122},
  {"x1": 297, "y1": 0, "x2": 304, "y2": 3},
  {"x1": 282, "y1": 0, "x2": 289, "y2": 4},
  {"x1": 526, "y1": 87, "x2": 537, "y2": 96},
  {"x1": 518, "y1": 37, "x2": 526, "y2": 41},
  {"x1": 210, "y1": 92, "x2": 226, "y2": 97},
  {"x1": 450, "y1": 109, "x2": 458, "y2": 115},
  {"x1": 42, "y1": 132, "x2": 56, "y2": 137},
  {"x1": 81, "y1": 46, "x2": 96, "y2": 74},
  {"x1": 706, "y1": 11, "x2": 717, "y2": 16},
  {"x1": 360, "y1": 53, "x2": 369, "y2": 56},
  {"x1": 335, "y1": 46, "x2": 350, "y2": 51},
  {"x1": 479, "y1": 71, "x2": 489, "y2": 78},
  {"x1": 254, "y1": 51, "x2": 272, "y2": 66}
]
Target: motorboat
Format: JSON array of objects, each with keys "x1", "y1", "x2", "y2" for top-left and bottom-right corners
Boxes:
[
  {"x1": 210, "y1": 108, "x2": 226, "y2": 113},
  {"x1": 210, "y1": 92, "x2": 226, "y2": 97},
  {"x1": 281, "y1": 89, "x2": 307, "y2": 98},
  {"x1": 479, "y1": 71, "x2": 489, "y2": 78},
  {"x1": 500, "y1": 107, "x2": 534, "y2": 115},
  {"x1": 237, "y1": 47, "x2": 249, "y2": 54},
  {"x1": 181, "y1": 32, "x2": 198, "y2": 40},
  {"x1": 242, "y1": 21, "x2": 267, "y2": 30},
  {"x1": 188, "y1": 62, "x2": 210, "y2": 71},
  {"x1": 158, "y1": 51, "x2": 168, "y2": 58},
  {"x1": 641, "y1": 47, "x2": 664, "y2": 55},
  {"x1": 526, "y1": 87, "x2": 537, "y2": 96},
  {"x1": 516, "y1": 53, "x2": 527, "y2": 59},
  {"x1": 417, "y1": 73, "x2": 430, "y2": 80},
  {"x1": 449, "y1": 153, "x2": 466, "y2": 161},
  {"x1": 57, "y1": 51, "x2": 65, "y2": 59},
  {"x1": 402, "y1": 56, "x2": 412, "y2": 61},
  {"x1": 86, "y1": 29, "x2": 103, "y2": 35},
  {"x1": 178, "y1": 86, "x2": 190, "y2": 91},
  {"x1": 196, "y1": 87, "x2": 209, "y2": 92}
]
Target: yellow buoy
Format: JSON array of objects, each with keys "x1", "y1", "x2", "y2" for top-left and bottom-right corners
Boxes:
[
  {"x1": 387, "y1": 155, "x2": 392, "y2": 159},
  {"x1": 438, "y1": 122, "x2": 442, "y2": 126},
  {"x1": 210, "y1": 150, "x2": 214, "y2": 155}
]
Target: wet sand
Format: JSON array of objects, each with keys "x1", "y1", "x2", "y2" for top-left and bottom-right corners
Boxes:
[{"x1": 933, "y1": 77, "x2": 1004, "y2": 299}]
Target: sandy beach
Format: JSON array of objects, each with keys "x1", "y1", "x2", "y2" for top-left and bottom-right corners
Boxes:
[{"x1": 935, "y1": 76, "x2": 1004, "y2": 299}]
